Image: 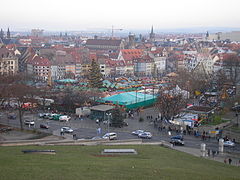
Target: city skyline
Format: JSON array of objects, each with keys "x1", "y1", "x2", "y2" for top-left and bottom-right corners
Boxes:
[{"x1": 0, "y1": 0, "x2": 240, "y2": 32}]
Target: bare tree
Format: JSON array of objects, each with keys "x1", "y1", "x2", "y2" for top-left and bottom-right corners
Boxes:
[
  {"x1": 53, "y1": 88, "x2": 95, "y2": 112},
  {"x1": 0, "y1": 74, "x2": 39, "y2": 130},
  {"x1": 176, "y1": 70, "x2": 211, "y2": 96},
  {"x1": 8, "y1": 83, "x2": 39, "y2": 130},
  {"x1": 222, "y1": 54, "x2": 240, "y2": 86},
  {"x1": 155, "y1": 87, "x2": 187, "y2": 121}
]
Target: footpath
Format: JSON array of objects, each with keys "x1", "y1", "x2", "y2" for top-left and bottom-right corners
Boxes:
[{"x1": 171, "y1": 144, "x2": 240, "y2": 167}]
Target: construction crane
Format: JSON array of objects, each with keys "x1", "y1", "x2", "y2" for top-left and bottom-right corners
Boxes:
[{"x1": 111, "y1": 26, "x2": 123, "y2": 39}]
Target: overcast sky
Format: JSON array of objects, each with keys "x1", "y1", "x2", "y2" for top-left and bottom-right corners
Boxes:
[{"x1": 0, "y1": 0, "x2": 240, "y2": 31}]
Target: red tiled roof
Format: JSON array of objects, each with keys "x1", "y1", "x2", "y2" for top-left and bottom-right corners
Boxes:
[
  {"x1": 30, "y1": 56, "x2": 51, "y2": 66},
  {"x1": 121, "y1": 49, "x2": 143, "y2": 61}
]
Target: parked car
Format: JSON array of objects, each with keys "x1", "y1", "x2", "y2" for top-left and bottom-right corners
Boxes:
[
  {"x1": 49, "y1": 114, "x2": 62, "y2": 120},
  {"x1": 39, "y1": 113, "x2": 50, "y2": 118},
  {"x1": 60, "y1": 127, "x2": 73, "y2": 133},
  {"x1": 223, "y1": 140, "x2": 235, "y2": 147},
  {"x1": 24, "y1": 120, "x2": 35, "y2": 126},
  {"x1": 232, "y1": 105, "x2": 240, "y2": 112},
  {"x1": 8, "y1": 114, "x2": 16, "y2": 119},
  {"x1": 171, "y1": 135, "x2": 184, "y2": 141},
  {"x1": 138, "y1": 132, "x2": 152, "y2": 139},
  {"x1": 131, "y1": 130, "x2": 145, "y2": 135},
  {"x1": 40, "y1": 123, "x2": 49, "y2": 129},
  {"x1": 102, "y1": 132, "x2": 117, "y2": 140},
  {"x1": 59, "y1": 115, "x2": 71, "y2": 122},
  {"x1": 170, "y1": 138, "x2": 185, "y2": 146}
]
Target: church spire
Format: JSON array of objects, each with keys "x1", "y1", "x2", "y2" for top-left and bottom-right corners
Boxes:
[
  {"x1": 151, "y1": 26, "x2": 154, "y2": 34},
  {"x1": 7, "y1": 27, "x2": 10, "y2": 39},
  {"x1": 150, "y1": 25, "x2": 155, "y2": 42},
  {"x1": 205, "y1": 31, "x2": 209, "y2": 40},
  {"x1": 0, "y1": 29, "x2": 4, "y2": 39}
]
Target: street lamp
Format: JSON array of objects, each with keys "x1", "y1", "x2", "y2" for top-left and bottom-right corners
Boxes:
[{"x1": 106, "y1": 113, "x2": 112, "y2": 133}]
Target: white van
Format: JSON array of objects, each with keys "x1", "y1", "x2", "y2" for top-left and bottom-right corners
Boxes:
[{"x1": 102, "y1": 132, "x2": 117, "y2": 140}]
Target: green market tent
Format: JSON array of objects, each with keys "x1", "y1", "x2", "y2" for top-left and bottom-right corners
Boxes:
[
  {"x1": 99, "y1": 91, "x2": 157, "y2": 109},
  {"x1": 56, "y1": 79, "x2": 77, "y2": 83}
]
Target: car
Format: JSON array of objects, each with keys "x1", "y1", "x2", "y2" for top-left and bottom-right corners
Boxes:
[
  {"x1": 138, "y1": 132, "x2": 152, "y2": 139},
  {"x1": 49, "y1": 114, "x2": 62, "y2": 120},
  {"x1": 223, "y1": 140, "x2": 235, "y2": 147},
  {"x1": 102, "y1": 132, "x2": 117, "y2": 140},
  {"x1": 8, "y1": 114, "x2": 16, "y2": 119},
  {"x1": 24, "y1": 120, "x2": 35, "y2": 126},
  {"x1": 59, "y1": 115, "x2": 71, "y2": 122},
  {"x1": 131, "y1": 130, "x2": 145, "y2": 135},
  {"x1": 39, "y1": 113, "x2": 51, "y2": 119},
  {"x1": 232, "y1": 105, "x2": 240, "y2": 112},
  {"x1": 170, "y1": 138, "x2": 185, "y2": 146},
  {"x1": 171, "y1": 135, "x2": 184, "y2": 141},
  {"x1": 60, "y1": 127, "x2": 74, "y2": 133},
  {"x1": 40, "y1": 123, "x2": 49, "y2": 129}
]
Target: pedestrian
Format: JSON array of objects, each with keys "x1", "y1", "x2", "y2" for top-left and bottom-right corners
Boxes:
[
  {"x1": 73, "y1": 134, "x2": 76, "y2": 140},
  {"x1": 168, "y1": 131, "x2": 171, "y2": 136},
  {"x1": 228, "y1": 158, "x2": 232, "y2": 165},
  {"x1": 212, "y1": 150, "x2": 215, "y2": 158},
  {"x1": 224, "y1": 158, "x2": 227, "y2": 164},
  {"x1": 207, "y1": 149, "x2": 210, "y2": 157}
]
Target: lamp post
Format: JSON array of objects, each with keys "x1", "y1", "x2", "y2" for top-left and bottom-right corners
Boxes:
[
  {"x1": 236, "y1": 112, "x2": 239, "y2": 127},
  {"x1": 142, "y1": 86, "x2": 146, "y2": 102},
  {"x1": 106, "y1": 113, "x2": 111, "y2": 133}
]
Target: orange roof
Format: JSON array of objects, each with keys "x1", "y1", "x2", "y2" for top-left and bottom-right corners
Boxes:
[
  {"x1": 30, "y1": 56, "x2": 51, "y2": 66},
  {"x1": 121, "y1": 49, "x2": 143, "y2": 61}
]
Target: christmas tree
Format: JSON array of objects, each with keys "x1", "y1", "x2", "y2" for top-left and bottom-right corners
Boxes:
[{"x1": 88, "y1": 59, "x2": 103, "y2": 88}]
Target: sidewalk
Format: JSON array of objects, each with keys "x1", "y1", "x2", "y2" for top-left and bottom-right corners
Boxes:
[{"x1": 171, "y1": 145, "x2": 240, "y2": 166}]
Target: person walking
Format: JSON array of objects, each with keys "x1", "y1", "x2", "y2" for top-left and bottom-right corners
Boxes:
[
  {"x1": 224, "y1": 158, "x2": 227, "y2": 164},
  {"x1": 228, "y1": 158, "x2": 232, "y2": 165}
]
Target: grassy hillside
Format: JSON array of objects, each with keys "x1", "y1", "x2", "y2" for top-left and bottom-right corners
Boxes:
[{"x1": 0, "y1": 145, "x2": 239, "y2": 180}]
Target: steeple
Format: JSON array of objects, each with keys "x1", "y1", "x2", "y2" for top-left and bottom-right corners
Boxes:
[
  {"x1": 7, "y1": 27, "x2": 10, "y2": 39},
  {"x1": 205, "y1": 31, "x2": 209, "y2": 40},
  {"x1": 0, "y1": 29, "x2": 4, "y2": 39},
  {"x1": 150, "y1": 26, "x2": 155, "y2": 42}
]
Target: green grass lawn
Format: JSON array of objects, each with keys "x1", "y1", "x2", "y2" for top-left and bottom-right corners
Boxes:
[{"x1": 0, "y1": 145, "x2": 239, "y2": 180}]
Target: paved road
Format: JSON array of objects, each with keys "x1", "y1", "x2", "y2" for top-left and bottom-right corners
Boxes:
[{"x1": 0, "y1": 110, "x2": 240, "y2": 154}]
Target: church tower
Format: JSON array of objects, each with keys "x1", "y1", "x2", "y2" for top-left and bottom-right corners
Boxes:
[
  {"x1": 205, "y1": 31, "x2": 209, "y2": 40},
  {"x1": 0, "y1": 29, "x2": 4, "y2": 39},
  {"x1": 149, "y1": 26, "x2": 155, "y2": 42},
  {"x1": 7, "y1": 28, "x2": 10, "y2": 39}
]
